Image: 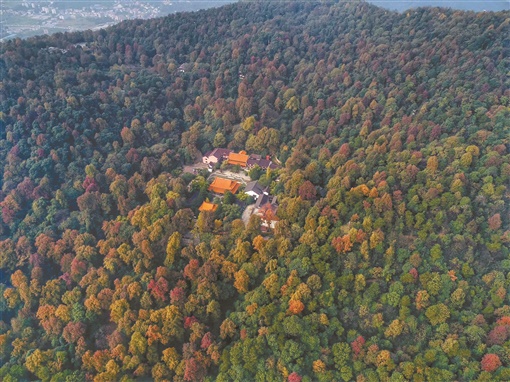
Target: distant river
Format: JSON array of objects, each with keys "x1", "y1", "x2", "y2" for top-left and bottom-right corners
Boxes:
[{"x1": 368, "y1": 0, "x2": 509, "y2": 12}]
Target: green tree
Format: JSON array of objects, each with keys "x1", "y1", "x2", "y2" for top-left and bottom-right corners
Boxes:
[{"x1": 165, "y1": 232, "x2": 181, "y2": 267}]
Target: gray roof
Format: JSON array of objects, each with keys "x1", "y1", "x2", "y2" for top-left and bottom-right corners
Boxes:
[
  {"x1": 245, "y1": 181, "x2": 265, "y2": 195},
  {"x1": 204, "y1": 148, "x2": 231, "y2": 159},
  {"x1": 255, "y1": 193, "x2": 277, "y2": 208},
  {"x1": 255, "y1": 193, "x2": 268, "y2": 208},
  {"x1": 247, "y1": 158, "x2": 278, "y2": 169}
]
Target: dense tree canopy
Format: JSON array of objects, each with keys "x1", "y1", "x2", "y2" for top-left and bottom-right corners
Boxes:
[{"x1": 0, "y1": 0, "x2": 509, "y2": 380}]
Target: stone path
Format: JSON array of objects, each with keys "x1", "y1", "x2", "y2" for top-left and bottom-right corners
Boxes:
[
  {"x1": 208, "y1": 169, "x2": 251, "y2": 183},
  {"x1": 242, "y1": 204, "x2": 256, "y2": 225},
  {"x1": 183, "y1": 162, "x2": 209, "y2": 174}
]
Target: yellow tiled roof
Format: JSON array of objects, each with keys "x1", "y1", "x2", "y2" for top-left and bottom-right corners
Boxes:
[
  {"x1": 208, "y1": 177, "x2": 241, "y2": 194},
  {"x1": 199, "y1": 201, "x2": 218, "y2": 212},
  {"x1": 227, "y1": 152, "x2": 249, "y2": 166}
]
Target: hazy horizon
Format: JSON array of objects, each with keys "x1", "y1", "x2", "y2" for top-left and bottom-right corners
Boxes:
[{"x1": 368, "y1": 0, "x2": 509, "y2": 12}]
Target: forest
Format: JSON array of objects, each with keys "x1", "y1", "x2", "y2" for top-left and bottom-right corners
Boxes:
[{"x1": 0, "y1": 0, "x2": 509, "y2": 380}]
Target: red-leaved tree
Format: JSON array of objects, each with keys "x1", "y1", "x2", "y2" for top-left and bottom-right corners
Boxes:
[{"x1": 481, "y1": 354, "x2": 501, "y2": 372}]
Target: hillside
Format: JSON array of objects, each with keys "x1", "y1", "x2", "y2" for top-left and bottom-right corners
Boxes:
[{"x1": 0, "y1": 1, "x2": 509, "y2": 381}]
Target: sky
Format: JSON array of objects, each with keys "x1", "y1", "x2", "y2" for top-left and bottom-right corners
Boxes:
[{"x1": 368, "y1": 0, "x2": 509, "y2": 12}]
